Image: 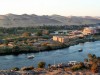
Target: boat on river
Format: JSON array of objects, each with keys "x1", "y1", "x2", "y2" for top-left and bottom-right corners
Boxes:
[
  {"x1": 78, "y1": 49, "x2": 83, "y2": 52},
  {"x1": 27, "y1": 55, "x2": 35, "y2": 59}
]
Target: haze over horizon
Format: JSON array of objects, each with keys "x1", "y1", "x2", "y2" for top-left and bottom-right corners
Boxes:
[{"x1": 0, "y1": 0, "x2": 100, "y2": 16}]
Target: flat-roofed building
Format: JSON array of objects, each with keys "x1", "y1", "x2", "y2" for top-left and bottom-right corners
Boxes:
[{"x1": 53, "y1": 36, "x2": 68, "y2": 43}]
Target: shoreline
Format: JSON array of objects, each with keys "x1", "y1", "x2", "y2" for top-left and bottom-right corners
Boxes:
[{"x1": 0, "y1": 69, "x2": 98, "y2": 75}]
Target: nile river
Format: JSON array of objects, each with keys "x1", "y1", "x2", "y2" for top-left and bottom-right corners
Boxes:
[{"x1": 0, "y1": 41, "x2": 100, "y2": 69}]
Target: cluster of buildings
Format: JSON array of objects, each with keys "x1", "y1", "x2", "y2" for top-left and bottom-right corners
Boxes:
[
  {"x1": 53, "y1": 26, "x2": 100, "y2": 43},
  {"x1": 82, "y1": 26, "x2": 100, "y2": 35}
]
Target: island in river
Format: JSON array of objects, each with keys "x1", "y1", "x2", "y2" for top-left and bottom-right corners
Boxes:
[{"x1": 0, "y1": 33, "x2": 100, "y2": 56}]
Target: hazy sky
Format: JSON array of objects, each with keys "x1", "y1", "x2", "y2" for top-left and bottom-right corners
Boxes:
[{"x1": 0, "y1": 0, "x2": 100, "y2": 16}]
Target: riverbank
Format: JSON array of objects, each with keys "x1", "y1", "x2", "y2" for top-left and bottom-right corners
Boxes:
[
  {"x1": 0, "y1": 34, "x2": 100, "y2": 56},
  {"x1": 0, "y1": 69, "x2": 99, "y2": 75}
]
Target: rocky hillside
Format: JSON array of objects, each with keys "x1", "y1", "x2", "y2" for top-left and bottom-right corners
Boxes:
[
  {"x1": 0, "y1": 14, "x2": 62, "y2": 27},
  {"x1": 0, "y1": 14, "x2": 100, "y2": 27},
  {"x1": 50, "y1": 15, "x2": 100, "y2": 25}
]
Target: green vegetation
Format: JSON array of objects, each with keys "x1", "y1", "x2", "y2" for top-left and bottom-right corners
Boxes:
[
  {"x1": 22, "y1": 32, "x2": 31, "y2": 37},
  {"x1": 11, "y1": 67, "x2": 20, "y2": 71},
  {"x1": 0, "y1": 47, "x2": 12, "y2": 54},
  {"x1": 71, "y1": 62, "x2": 86, "y2": 71},
  {"x1": 70, "y1": 54, "x2": 100, "y2": 73},
  {"x1": 38, "y1": 61, "x2": 46, "y2": 68},
  {"x1": 84, "y1": 54, "x2": 100, "y2": 73},
  {"x1": 0, "y1": 34, "x2": 99, "y2": 55},
  {"x1": 0, "y1": 26, "x2": 99, "y2": 55},
  {"x1": 36, "y1": 30, "x2": 43, "y2": 36},
  {"x1": 21, "y1": 66, "x2": 34, "y2": 71},
  {"x1": 0, "y1": 29, "x2": 67, "y2": 55}
]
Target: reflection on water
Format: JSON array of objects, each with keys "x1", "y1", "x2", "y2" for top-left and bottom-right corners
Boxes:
[{"x1": 0, "y1": 41, "x2": 100, "y2": 69}]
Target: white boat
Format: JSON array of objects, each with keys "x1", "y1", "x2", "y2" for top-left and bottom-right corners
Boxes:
[
  {"x1": 27, "y1": 55, "x2": 35, "y2": 59},
  {"x1": 78, "y1": 48, "x2": 83, "y2": 52},
  {"x1": 68, "y1": 61, "x2": 78, "y2": 65}
]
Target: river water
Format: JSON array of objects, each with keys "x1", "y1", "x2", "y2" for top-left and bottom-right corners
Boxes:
[{"x1": 0, "y1": 41, "x2": 100, "y2": 69}]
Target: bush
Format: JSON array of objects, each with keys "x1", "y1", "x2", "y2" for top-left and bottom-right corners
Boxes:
[
  {"x1": 71, "y1": 62, "x2": 85, "y2": 71},
  {"x1": 36, "y1": 30, "x2": 42, "y2": 36},
  {"x1": 21, "y1": 66, "x2": 34, "y2": 71},
  {"x1": 12, "y1": 46, "x2": 20, "y2": 52},
  {"x1": 22, "y1": 32, "x2": 31, "y2": 37},
  {"x1": 64, "y1": 67, "x2": 72, "y2": 72},
  {"x1": 11, "y1": 67, "x2": 19, "y2": 71},
  {"x1": 21, "y1": 67, "x2": 28, "y2": 71},
  {"x1": 28, "y1": 66, "x2": 34, "y2": 70},
  {"x1": 38, "y1": 61, "x2": 46, "y2": 68},
  {"x1": 0, "y1": 46, "x2": 12, "y2": 54},
  {"x1": 45, "y1": 46, "x2": 52, "y2": 50}
]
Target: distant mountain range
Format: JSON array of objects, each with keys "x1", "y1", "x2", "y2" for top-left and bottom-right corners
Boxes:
[{"x1": 0, "y1": 14, "x2": 100, "y2": 27}]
